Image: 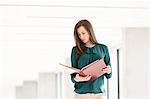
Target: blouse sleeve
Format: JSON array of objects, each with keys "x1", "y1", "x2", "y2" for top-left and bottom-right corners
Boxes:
[
  {"x1": 104, "y1": 45, "x2": 112, "y2": 79},
  {"x1": 70, "y1": 47, "x2": 78, "y2": 83}
]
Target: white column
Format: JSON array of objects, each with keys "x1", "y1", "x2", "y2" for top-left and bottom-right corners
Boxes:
[
  {"x1": 108, "y1": 48, "x2": 118, "y2": 99},
  {"x1": 57, "y1": 72, "x2": 62, "y2": 99},
  {"x1": 148, "y1": 30, "x2": 150, "y2": 98}
]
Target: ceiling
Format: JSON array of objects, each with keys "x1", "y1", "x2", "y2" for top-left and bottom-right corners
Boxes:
[{"x1": 0, "y1": 0, "x2": 150, "y2": 28}]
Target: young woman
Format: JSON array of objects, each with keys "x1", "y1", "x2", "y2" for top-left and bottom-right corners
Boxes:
[{"x1": 70, "y1": 19, "x2": 112, "y2": 99}]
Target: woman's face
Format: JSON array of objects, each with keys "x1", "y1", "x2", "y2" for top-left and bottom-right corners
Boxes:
[{"x1": 77, "y1": 26, "x2": 90, "y2": 44}]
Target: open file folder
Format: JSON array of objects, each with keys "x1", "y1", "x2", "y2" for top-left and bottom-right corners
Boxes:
[{"x1": 59, "y1": 59, "x2": 107, "y2": 82}]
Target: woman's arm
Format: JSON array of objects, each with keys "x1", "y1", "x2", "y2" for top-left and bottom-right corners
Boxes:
[
  {"x1": 70, "y1": 47, "x2": 78, "y2": 83},
  {"x1": 103, "y1": 45, "x2": 112, "y2": 79}
]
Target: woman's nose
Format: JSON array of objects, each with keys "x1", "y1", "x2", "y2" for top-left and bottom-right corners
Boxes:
[{"x1": 80, "y1": 35, "x2": 84, "y2": 39}]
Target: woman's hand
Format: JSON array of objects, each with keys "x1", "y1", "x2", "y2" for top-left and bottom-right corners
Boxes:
[
  {"x1": 102, "y1": 66, "x2": 112, "y2": 74},
  {"x1": 74, "y1": 74, "x2": 92, "y2": 82}
]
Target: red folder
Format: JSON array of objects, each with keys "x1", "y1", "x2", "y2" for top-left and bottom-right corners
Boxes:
[{"x1": 59, "y1": 59, "x2": 107, "y2": 82}]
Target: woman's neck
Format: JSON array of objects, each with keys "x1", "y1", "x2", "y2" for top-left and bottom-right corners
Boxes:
[{"x1": 85, "y1": 41, "x2": 95, "y2": 48}]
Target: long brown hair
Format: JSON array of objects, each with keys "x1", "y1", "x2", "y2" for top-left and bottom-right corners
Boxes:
[{"x1": 74, "y1": 19, "x2": 98, "y2": 60}]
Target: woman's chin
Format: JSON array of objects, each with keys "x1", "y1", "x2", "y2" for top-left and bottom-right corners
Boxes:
[{"x1": 82, "y1": 41, "x2": 88, "y2": 44}]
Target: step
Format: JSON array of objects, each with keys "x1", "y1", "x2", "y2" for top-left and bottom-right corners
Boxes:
[
  {"x1": 16, "y1": 86, "x2": 23, "y2": 99},
  {"x1": 23, "y1": 80, "x2": 37, "y2": 99},
  {"x1": 37, "y1": 72, "x2": 57, "y2": 99}
]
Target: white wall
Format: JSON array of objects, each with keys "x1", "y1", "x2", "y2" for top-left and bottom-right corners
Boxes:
[{"x1": 122, "y1": 28, "x2": 150, "y2": 99}]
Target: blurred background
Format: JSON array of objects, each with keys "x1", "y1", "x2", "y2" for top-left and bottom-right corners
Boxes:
[{"x1": 0, "y1": 0, "x2": 150, "y2": 99}]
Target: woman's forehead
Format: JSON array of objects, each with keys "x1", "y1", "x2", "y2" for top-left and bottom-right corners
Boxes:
[{"x1": 77, "y1": 26, "x2": 88, "y2": 33}]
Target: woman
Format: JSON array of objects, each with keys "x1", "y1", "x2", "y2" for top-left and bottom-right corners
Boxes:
[{"x1": 70, "y1": 19, "x2": 112, "y2": 99}]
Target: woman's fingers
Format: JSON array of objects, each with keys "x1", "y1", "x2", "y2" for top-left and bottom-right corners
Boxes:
[
  {"x1": 75, "y1": 74, "x2": 91, "y2": 82},
  {"x1": 103, "y1": 67, "x2": 111, "y2": 71},
  {"x1": 82, "y1": 75, "x2": 91, "y2": 81},
  {"x1": 102, "y1": 66, "x2": 111, "y2": 74},
  {"x1": 85, "y1": 75, "x2": 92, "y2": 81},
  {"x1": 80, "y1": 75, "x2": 91, "y2": 81}
]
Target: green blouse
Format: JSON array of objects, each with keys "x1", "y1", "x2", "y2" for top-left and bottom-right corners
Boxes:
[{"x1": 70, "y1": 43, "x2": 112, "y2": 94}]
